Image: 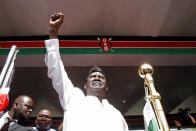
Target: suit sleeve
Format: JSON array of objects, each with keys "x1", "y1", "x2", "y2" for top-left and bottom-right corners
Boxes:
[{"x1": 45, "y1": 39, "x2": 74, "y2": 111}]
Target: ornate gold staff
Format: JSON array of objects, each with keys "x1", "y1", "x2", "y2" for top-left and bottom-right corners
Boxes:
[{"x1": 138, "y1": 63, "x2": 170, "y2": 131}]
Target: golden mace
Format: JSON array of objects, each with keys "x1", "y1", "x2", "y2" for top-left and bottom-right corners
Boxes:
[{"x1": 138, "y1": 63, "x2": 170, "y2": 131}]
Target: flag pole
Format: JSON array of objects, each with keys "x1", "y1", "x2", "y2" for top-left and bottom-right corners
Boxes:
[
  {"x1": 0, "y1": 45, "x2": 18, "y2": 112},
  {"x1": 0, "y1": 45, "x2": 18, "y2": 88},
  {"x1": 139, "y1": 63, "x2": 170, "y2": 131}
]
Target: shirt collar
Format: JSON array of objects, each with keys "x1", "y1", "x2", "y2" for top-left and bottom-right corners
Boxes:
[
  {"x1": 4, "y1": 111, "x2": 10, "y2": 118},
  {"x1": 36, "y1": 125, "x2": 51, "y2": 131}
]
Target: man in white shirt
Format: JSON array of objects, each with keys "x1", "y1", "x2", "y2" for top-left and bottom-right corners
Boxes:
[
  {"x1": 45, "y1": 13, "x2": 129, "y2": 131},
  {"x1": 33, "y1": 109, "x2": 56, "y2": 131},
  {"x1": 0, "y1": 95, "x2": 34, "y2": 131}
]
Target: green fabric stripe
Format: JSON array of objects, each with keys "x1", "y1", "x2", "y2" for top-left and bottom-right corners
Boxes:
[
  {"x1": 148, "y1": 118, "x2": 160, "y2": 131},
  {"x1": 0, "y1": 48, "x2": 196, "y2": 55}
]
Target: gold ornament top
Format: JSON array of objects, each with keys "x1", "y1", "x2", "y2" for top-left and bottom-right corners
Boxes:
[{"x1": 138, "y1": 63, "x2": 153, "y2": 78}]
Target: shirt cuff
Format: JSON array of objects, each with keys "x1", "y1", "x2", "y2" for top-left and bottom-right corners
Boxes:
[{"x1": 45, "y1": 39, "x2": 59, "y2": 52}]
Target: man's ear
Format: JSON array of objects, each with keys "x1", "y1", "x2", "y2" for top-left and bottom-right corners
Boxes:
[
  {"x1": 84, "y1": 83, "x2": 87, "y2": 90},
  {"x1": 35, "y1": 119, "x2": 37, "y2": 125},
  {"x1": 106, "y1": 86, "x2": 109, "y2": 91},
  {"x1": 14, "y1": 103, "x2": 18, "y2": 109}
]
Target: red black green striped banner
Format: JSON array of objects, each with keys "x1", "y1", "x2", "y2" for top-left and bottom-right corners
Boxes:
[
  {"x1": 1, "y1": 41, "x2": 196, "y2": 48},
  {"x1": 0, "y1": 41, "x2": 196, "y2": 55}
]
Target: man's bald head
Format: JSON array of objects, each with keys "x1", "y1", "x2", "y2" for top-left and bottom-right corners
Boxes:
[
  {"x1": 12, "y1": 95, "x2": 34, "y2": 120},
  {"x1": 14, "y1": 95, "x2": 33, "y2": 105}
]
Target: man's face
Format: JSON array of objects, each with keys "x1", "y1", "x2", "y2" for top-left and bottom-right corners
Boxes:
[
  {"x1": 86, "y1": 72, "x2": 107, "y2": 91},
  {"x1": 15, "y1": 97, "x2": 34, "y2": 120},
  {"x1": 36, "y1": 110, "x2": 52, "y2": 130}
]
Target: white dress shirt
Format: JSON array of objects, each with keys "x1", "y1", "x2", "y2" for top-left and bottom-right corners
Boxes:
[
  {"x1": 0, "y1": 111, "x2": 16, "y2": 129},
  {"x1": 45, "y1": 39, "x2": 129, "y2": 131},
  {"x1": 33, "y1": 127, "x2": 56, "y2": 131}
]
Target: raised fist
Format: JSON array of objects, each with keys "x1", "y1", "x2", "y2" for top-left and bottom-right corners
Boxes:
[
  {"x1": 49, "y1": 13, "x2": 64, "y2": 39},
  {"x1": 49, "y1": 13, "x2": 64, "y2": 29}
]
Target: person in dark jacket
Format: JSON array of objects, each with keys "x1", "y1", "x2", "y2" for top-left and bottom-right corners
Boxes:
[{"x1": 0, "y1": 95, "x2": 34, "y2": 131}]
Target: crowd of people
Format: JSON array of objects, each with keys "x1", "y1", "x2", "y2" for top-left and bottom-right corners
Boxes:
[{"x1": 0, "y1": 95, "x2": 58, "y2": 131}]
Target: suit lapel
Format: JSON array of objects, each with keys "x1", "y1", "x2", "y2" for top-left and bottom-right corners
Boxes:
[{"x1": 8, "y1": 123, "x2": 21, "y2": 131}]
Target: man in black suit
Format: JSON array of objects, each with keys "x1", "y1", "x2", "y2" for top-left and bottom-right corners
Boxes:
[{"x1": 0, "y1": 95, "x2": 34, "y2": 131}]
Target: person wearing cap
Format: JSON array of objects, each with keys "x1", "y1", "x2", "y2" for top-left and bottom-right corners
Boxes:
[{"x1": 44, "y1": 13, "x2": 129, "y2": 131}]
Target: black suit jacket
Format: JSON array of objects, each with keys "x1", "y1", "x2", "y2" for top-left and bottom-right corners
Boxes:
[
  {"x1": 8, "y1": 123, "x2": 35, "y2": 131},
  {"x1": 0, "y1": 112, "x2": 35, "y2": 131}
]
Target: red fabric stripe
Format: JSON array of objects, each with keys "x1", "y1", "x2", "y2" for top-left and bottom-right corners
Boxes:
[
  {"x1": 1, "y1": 41, "x2": 196, "y2": 48},
  {"x1": 59, "y1": 41, "x2": 99, "y2": 47},
  {"x1": 0, "y1": 41, "x2": 44, "y2": 48},
  {"x1": 0, "y1": 41, "x2": 99, "y2": 48},
  {"x1": 112, "y1": 41, "x2": 196, "y2": 47},
  {"x1": 0, "y1": 94, "x2": 9, "y2": 112}
]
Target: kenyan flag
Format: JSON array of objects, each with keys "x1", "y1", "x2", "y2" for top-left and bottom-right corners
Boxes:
[
  {"x1": 143, "y1": 100, "x2": 160, "y2": 131},
  {"x1": 0, "y1": 45, "x2": 17, "y2": 112},
  {"x1": 0, "y1": 87, "x2": 9, "y2": 112}
]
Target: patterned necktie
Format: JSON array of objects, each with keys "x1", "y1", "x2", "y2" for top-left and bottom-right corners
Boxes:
[{"x1": 0, "y1": 117, "x2": 14, "y2": 131}]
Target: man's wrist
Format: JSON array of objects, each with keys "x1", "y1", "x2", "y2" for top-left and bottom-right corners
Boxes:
[
  {"x1": 49, "y1": 27, "x2": 58, "y2": 39},
  {"x1": 49, "y1": 34, "x2": 58, "y2": 39}
]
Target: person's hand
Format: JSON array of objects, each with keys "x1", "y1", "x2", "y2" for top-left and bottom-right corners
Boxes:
[
  {"x1": 58, "y1": 122, "x2": 63, "y2": 131},
  {"x1": 50, "y1": 13, "x2": 64, "y2": 29},
  {"x1": 49, "y1": 13, "x2": 64, "y2": 39},
  {"x1": 188, "y1": 112, "x2": 196, "y2": 125},
  {"x1": 174, "y1": 120, "x2": 181, "y2": 130}
]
